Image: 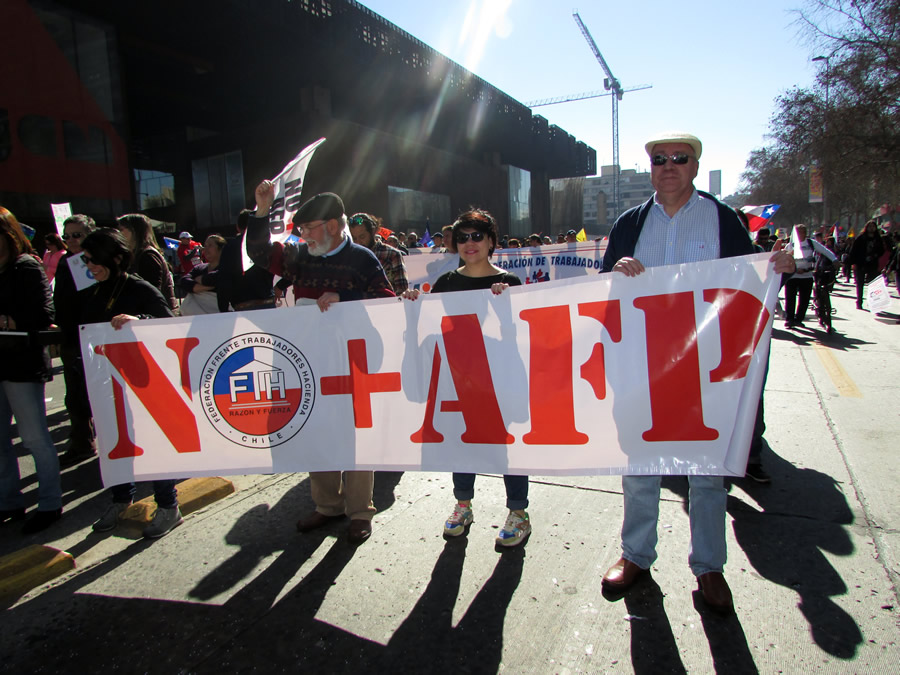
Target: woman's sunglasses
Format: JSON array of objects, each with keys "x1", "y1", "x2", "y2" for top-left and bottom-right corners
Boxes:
[
  {"x1": 455, "y1": 231, "x2": 486, "y2": 244},
  {"x1": 62, "y1": 232, "x2": 84, "y2": 241},
  {"x1": 81, "y1": 254, "x2": 96, "y2": 265}
]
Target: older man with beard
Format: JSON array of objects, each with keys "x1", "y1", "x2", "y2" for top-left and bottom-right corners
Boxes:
[{"x1": 252, "y1": 181, "x2": 394, "y2": 544}]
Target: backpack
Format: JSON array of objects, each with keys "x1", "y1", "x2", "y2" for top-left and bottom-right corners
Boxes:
[{"x1": 814, "y1": 250, "x2": 837, "y2": 287}]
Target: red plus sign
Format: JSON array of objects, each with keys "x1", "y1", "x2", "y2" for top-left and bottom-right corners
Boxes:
[{"x1": 320, "y1": 339, "x2": 402, "y2": 428}]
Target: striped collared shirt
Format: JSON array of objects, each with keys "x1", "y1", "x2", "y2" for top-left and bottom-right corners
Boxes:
[{"x1": 634, "y1": 190, "x2": 720, "y2": 268}]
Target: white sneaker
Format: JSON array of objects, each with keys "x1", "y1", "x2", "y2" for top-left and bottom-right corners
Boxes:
[
  {"x1": 92, "y1": 502, "x2": 131, "y2": 532},
  {"x1": 495, "y1": 510, "x2": 531, "y2": 547},
  {"x1": 142, "y1": 506, "x2": 184, "y2": 539},
  {"x1": 443, "y1": 503, "x2": 474, "y2": 537}
]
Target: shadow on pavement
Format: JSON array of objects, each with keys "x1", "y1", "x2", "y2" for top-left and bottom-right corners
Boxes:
[
  {"x1": 658, "y1": 444, "x2": 862, "y2": 661},
  {"x1": 622, "y1": 576, "x2": 688, "y2": 675},
  {"x1": 727, "y1": 445, "x2": 861, "y2": 659},
  {"x1": 2, "y1": 467, "x2": 451, "y2": 671},
  {"x1": 187, "y1": 475, "x2": 315, "y2": 602},
  {"x1": 770, "y1": 325, "x2": 873, "y2": 351},
  {"x1": 691, "y1": 590, "x2": 759, "y2": 675},
  {"x1": 172, "y1": 533, "x2": 524, "y2": 671}
]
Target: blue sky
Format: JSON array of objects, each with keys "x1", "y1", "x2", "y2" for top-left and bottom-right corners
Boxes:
[{"x1": 358, "y1": 0, "x2": 823, "y2": 197}]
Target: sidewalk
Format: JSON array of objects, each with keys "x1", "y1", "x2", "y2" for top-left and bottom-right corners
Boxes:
[{"x1": 1, "y1": 279, "x2": 898, "y2": 672}]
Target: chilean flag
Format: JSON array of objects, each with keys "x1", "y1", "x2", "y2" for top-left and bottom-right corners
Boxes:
[{"x1": 741, "y1": 204, "x2": 780, "y2": 232}]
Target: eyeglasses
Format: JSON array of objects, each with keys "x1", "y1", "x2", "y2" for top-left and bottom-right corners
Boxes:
[
  {"x1": 62, "y1": 232, "x2": 84, "y2": 241},
  {"x1": 297, "y1": 221, "x2": 326, "y2": 234},
  {"x1": 455, "y1": 231, "x2": 486, "y2": 244},
  {"x1": 651, "y1": 153, "x2": 693, "y2": 166},
  {"x1": 81, "y1": 254, "x2": 96, "y2": 265}
]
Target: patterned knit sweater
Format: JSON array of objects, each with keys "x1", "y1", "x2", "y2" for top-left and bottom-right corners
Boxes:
[{"x1": 279, "y1": 236, "x2": 395, "y2": 302}]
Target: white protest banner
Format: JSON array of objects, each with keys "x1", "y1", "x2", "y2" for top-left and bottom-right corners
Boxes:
[
  {"x1": 66, "y1": 252, "x2": 98, "y2": 291},
  {"x1": 404, "y1": 240, "x2": 608, "y2": 291},
  {"x1": 82, "y1": 253, "x2": 779, "y2": 487},
  {"x1": 50, "y1": 202, "x2": 72, "y2": 235},
  {"x1": 866, "y1": 275, "x2": 892, "y2": 312}
]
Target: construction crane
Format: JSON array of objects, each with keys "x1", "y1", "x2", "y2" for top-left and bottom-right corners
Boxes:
[
  {"x1": 525, "y1": 84, "x2": 651, "y2": 109},
  {"x1": 570, "y1": 10, "x2": 645, "y2": 217}
]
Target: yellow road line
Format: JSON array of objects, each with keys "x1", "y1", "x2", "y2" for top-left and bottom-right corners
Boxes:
[{"x1": 813, "y1": 344, "x2": 862, "y2": 397}]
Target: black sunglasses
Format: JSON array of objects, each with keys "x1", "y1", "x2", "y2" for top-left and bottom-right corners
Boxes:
[
  {"x1": 651, "y1": 153, "x2": 693, "y2": 166},
  {"x1": 455, "y1": 231, "x2": 486, "y2": 244},
  {"x1": 62, "y1": 232, "x2": 84, "y2": 240},
  {"x1": 81, "y1": 254, "x2": 96, "y2": 265}
]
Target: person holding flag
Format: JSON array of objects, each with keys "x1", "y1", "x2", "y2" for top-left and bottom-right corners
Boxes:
[
  {"x1": 254, "y1": 184, "x2": 394, "y2": 545},
  {"x1": 849, "y1": 220, "x2": 886, "y2": 310},
  {"x1": 783, "y1": 224, "x2": 817, "y2": 328},
  {"x1": 812, "y1": 231, "x2": 839, "y2": 334}
]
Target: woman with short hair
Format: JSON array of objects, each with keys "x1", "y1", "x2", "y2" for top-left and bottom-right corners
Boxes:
[
  {"x1": 401, "y1": 208, "x2": 531, "y2": 548},
  {"x1": 79, "y1": 228, "x2": 182, "y2": 538}
]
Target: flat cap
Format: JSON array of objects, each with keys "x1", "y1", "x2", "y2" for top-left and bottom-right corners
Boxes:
[
  {"x1": 644, "y1": 132, "x2": 702, "y2": 159},
  {"x1": 292, "y1": 192, "x2": 345, "y2": 225}
]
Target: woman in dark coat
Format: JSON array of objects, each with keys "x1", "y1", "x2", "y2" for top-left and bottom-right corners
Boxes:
[{"x1": 0, "y1": 206, "x2": 62, "y2": 534}]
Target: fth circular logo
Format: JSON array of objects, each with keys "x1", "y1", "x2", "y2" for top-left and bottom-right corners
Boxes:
[{"x1": 201, "y1": 333, "x2": 315, "y2": 448}]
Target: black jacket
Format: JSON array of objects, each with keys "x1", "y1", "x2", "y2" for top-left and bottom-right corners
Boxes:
[
  {"x1": 79, "y1": 273, "x2": 174, "y2": 326},
  {"x1": 0, "y1": 254, "x2": 55, "y2": 382},
  {"x1": 52, "y1": 252, "x2": 83, "y2": 346}
]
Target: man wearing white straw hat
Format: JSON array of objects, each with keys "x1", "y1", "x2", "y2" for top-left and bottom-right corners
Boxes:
[{"x1": 599, "y1": 131, "x2": 796, "y2": 613}]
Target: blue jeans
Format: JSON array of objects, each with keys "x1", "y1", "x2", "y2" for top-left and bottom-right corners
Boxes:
[
  {"x1": 621, "y1": 475, "x2": 726, "y2": 576},
  {"x1": 111, "y1": 480, "x2": 178, "y2": 509},
  {"x1": 452, "y1": 473, "x2": 529, "y2": 510},
  {"x1": 0, "y1": 380, "x2": 62, "y2": 511}
]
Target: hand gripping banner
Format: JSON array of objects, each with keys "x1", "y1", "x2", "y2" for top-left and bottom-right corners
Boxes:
[{"x1": 81, "y1": 253, "x2": 779, "y2": 486}]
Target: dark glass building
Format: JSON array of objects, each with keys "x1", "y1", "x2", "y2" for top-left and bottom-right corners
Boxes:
[{"x1": 1, "y1": 0, "x2": 595, "y2": 241}]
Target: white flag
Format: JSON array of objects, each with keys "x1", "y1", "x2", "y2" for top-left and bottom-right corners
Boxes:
[{"x1": 242, "y1": 137, "x2": 326, "y2": 271}]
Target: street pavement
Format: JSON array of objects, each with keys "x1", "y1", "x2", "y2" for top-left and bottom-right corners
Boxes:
[{"x1": 1, "y1": 277, "x2": 898, "y2": 673}]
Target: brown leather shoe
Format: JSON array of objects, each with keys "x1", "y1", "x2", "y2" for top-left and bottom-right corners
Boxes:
[
  {"x1": 347, "y1": 519, "x2": 372, "y2": 545},
  {"x1": 296, "y1": 511, "x2": 343, "y2": 533},
  {"x1": 601, "y1": 557, "x2": 647, "y2": 592},
  {"x1": 698, "y1": 572, "x2": 733, "y2": 613}
]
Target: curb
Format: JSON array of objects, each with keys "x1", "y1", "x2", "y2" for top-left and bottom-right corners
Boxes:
[
  {"x1": 0, "y1": 545, "x2": 75, "y2": 608},
  {"x1": 0, "y1": 477, "x2": 235, "y2": 606},
  {"x1": 122, "y1": 476, "x2": 236, "y2": 525}
]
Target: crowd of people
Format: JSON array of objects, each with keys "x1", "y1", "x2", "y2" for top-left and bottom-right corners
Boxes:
[
  {"x1": 748, "y1": 217, "x2": 900, "y2": 332},
  {"x1": 0, "y1": 129, "x2": 896, "y2": 614}
]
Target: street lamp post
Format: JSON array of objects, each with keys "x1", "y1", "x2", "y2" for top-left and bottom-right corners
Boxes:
[{"x1": 813, "y1": 54, "x2": 832, "y2": 231}]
